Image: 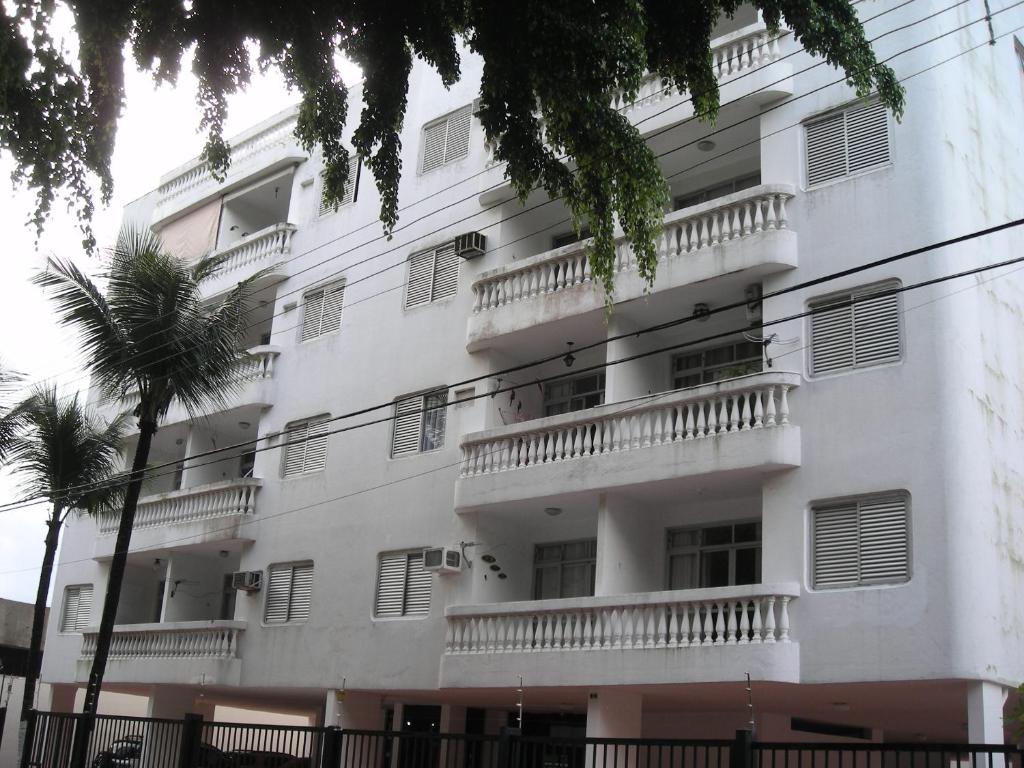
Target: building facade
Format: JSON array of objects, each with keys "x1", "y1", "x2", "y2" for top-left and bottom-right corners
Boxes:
[{"x1": 39, "y1": 0, "x2": 1024, "y2": 745}]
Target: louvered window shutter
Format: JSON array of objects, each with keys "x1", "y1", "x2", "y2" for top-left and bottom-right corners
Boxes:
[
  {"x1": 303, "y1": 418, "x2": 329, "y2": 472},
  {"x1": 806, "y1": 100, "x2": 890, "y2": 187},
  {"x1": 375, "y1": 553, "x2": 408, "y2": 617},
  {"x1": 264, "y1": 565, "x2": 292, "y2": 622},
  {"x1": 301, "y1": 290, "x2": 326, "y2": 342},
  {"x1": 288, "y1": 563, "x2": 314, "y2": 621},
  {"x1": 430, "y1": 244, "x2": 460, "y2": 301},
  {"x1": 283, "y1": 417, "x2": 329, "y2": 475},
  {"x1": 403, "y1": 553, "x2": 432, "y2": 615},
  {"x1": 282, "y1": 422, "x2": 310, "y2": 477},
  {"x1": 320, "y1": 282, "x2": 345, "y2": 335},
  {"x1": 406, "y1": 250, "x2": 435, "y2": 308},
  {"x1": 319, "y1": 156, "x2": 360, "y2": 216},
  {"x1": 421, "y1": 121, "x2": 448, "y2": 173},
  {"x1": 813, "y1": 495, "x2": 909, "y2": 588},
  {"x1": 444, "y1": 105, "x2": 472, "y2": 163},
  {"x1": 811, "y1": 283, "x2": 900, "y2": 376},
  {"x1": 61, "y1": 585, "x2": 92, "y2": 632},
  {"x1": 301, "y1": 283, "x2": 345, "y2": 341},
  {"x1": 391, "y1": 397, "x2": 423, "y2": 458}
]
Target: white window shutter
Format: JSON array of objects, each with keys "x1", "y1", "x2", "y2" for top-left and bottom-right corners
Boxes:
[
  {"x1": 845, "y1": 100, "x2": 890, "y2": 175},
  {"x1": 391, "y1": 397, "x2": 423, "y2": 458},
  {"x1": 813, "y1": 504, "x2": 860, "y2": 587},
  {"x1": 303, "y1": 418, "x2": 329, "y2": 472},
  {"x1": 806, "y1": 113, "x2": 847, "y2": 186},
  {"x1": 406, "y1": 250, "x2": 435, "y2": 308},
  {"x1": 319, "y1": 156, "x2": 360, "y2": 216},
  {"x1": 852, "y1": 288, "x2": 901, "y2": 367},
  {"x1": 375, "y1": 553, "x2": 408, "y2": 617},
  {"x1": 810, "y1": 300, "x2": 854, "y2": 376},
  {"x1": 858, "y1": 497, "x2": 909, "y2": 584},
  {"x1": 300, "y1": 290, "x2": 326, "y2": 342},
  {"x1": 264, "y1": 566, "x2": 293, "y2": 623},
  {"x1": 320, "y1": 282, "x2": 346, "y2": 335},
  {"x1": 430, "y1": 244, "x2": 460, "y2": 301},
  {"x1": 282, "y1": 422, "x2": 310, "y2": 477},
  {"x1": 283, "y1": 417, "x2": 329, "y2": 475},
  {"x1": 444, "y1": 105, "x2": 472, "y2": 163},
  {"x1": 421, "y1": 121, "x2": 448, "y2": 173},
  {"x1": 61, "y1": 585, "x2": 92, "y2": 632},
  {"x1": 403, "y1": 553, "x2": 432, "y2": 615},
  {"x1": 288, "y1": 563, "x2": 315, "y2": 621}
]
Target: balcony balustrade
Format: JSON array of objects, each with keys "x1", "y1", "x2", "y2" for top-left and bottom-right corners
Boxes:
[
  {"x1": 200, "y1": 222, "x2": 295, "y2": 297},
  {"x1": 96, "y1": 478, "x2": 260, "y2": 535}
]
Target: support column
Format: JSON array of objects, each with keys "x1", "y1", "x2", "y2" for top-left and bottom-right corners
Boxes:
[
  {"x1": 324, "y1": 690, "x2": 385, "y2": 730},
  {"x1": 595, "y1": 495, "x2": 659, "y2": 596},
  {"x1": 586, "y1": 690, "x2": 643, "y2": 768},
  {"x1": 967, "y1": 681, "x2": 1007, "y2": 744}
]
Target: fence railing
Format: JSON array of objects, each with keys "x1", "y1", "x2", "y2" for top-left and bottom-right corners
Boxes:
[
  {"x1": 445, "y1": 584, "x2": 799, "y2": 655},
  {"x1": 470, "y1": 185, "x2": 793, "y2": 314},
  {"x1": 209, "y1": 222, "x2": 296, "y2": 281},
  {"x1": 97, "y1": 478, "x2": 261, "y2": 534},
  {"x1": 459, "y1": 372, "x2": 799, "y2": 479},
  {"x1": 21, "y1": 712, "x2": 1024, "y2": 768},
  {"x1": 79, "y1": 621, "x2": 245, "y2": 661}
]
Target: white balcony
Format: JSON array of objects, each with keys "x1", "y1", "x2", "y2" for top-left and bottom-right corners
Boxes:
[
  {"x1": 200, "y1": 222, "x2": 296, "y2": 298},
  {"x1": 455, "y1": 372, "x2": 801, "y2": 511},
  {"x1": 440, "y1": 584, "x2": 799, "y2": 687},
  {"x1": 77, "y1": 621, "x2": 245, "y2": 686},
  {"x1": 93, "y1": 479, "x2": 260, "y2": 558},
  {"x1": 152, "y1": 107, "x2": 305, "y2": 226},
  {"x1": 467, "y1": 185, "x2": 796, "y2": 349}
]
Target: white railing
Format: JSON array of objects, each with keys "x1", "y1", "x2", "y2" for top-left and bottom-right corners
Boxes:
[
  {"x1": 471, "y1": 185, "x2": 793, "y2": 313},
  {"x1": 115, "y1": 345, "x2": 280, "y2": 414},
  {"x1": 445, "y1": 584, "x2": 797, "y2": 654},
  {"x1": 610, "y1": 25, "x2": 787, "y2": 117},
  {"x1": 157, "y1": 112, "x2": 298, "y2": 203},
  {"x1": 210, "y1": 223, "x2": 296, "y2": 279},
  {"x1": 459, "y1": 372, "x2": 799, "y2": 478},
  {"x1": 81, "y1": 621, "x2": 244, "y2": 660},
  {"x1": 97, "y1": 478, "x2": 261, "y2": 534}
]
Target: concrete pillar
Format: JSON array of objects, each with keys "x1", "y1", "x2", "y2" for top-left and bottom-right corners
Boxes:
[
  {"x1": 587, "y1": 690, "x2": 643, "y2": 768},
  {"x1": 595, "y1": 495, "x2": 659, "y2": 596},
  {"x1": 324, "y1": 690, "x2": 385, "y2": 730},
  {"x1": 145, "y1": 685, "x2": 206, "y2": 719},
  {"x1": 967, "y1": 681, "x2": 1007, "y2": 744},
  {"x1": 47, "y1": 684, "x2": 77, "y2": 713}
]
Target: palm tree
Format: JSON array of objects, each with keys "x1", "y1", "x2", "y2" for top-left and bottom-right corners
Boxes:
[
  {"x1": 34, "y1": 227, "x2": 264, "y2": 738},
  {"x1": 6, "y1": 386, "x2": 127, "y2": 735},
  {"x1": 0, "y1": 361, "x2": 27, "y2": 460}
]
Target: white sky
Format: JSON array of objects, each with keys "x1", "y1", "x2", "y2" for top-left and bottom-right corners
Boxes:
[{"x1": 0, "y1": 28, "x2": 360, "y2": 602}]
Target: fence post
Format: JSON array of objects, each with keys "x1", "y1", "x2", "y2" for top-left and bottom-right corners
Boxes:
[
  {"x1": 730, "y1": 729, "x2": 753, "y2": 768},
  {"x1": 18, "y1": 709, "x2": 35, "y2": 768},
  {"x1": 68, "y1": 712, "x2": 93, "y2": 768},
  {"x1": 321, "y1": 726, "x2": 343, "y2": 768},
  {"x1": 497, "y1": 726, "x2": 521, "y2": 768},
  {"x1": 178, "y1": 713, "x2": 204, "y2": 768}
]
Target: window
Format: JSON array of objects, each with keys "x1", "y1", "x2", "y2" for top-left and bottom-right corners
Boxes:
[
  {"x1": 406, "y1": 243, "x2": 459, "y2": 308},
  {"x1": 421, "y1": 104, "x2": 473, "y2": 173},
  {"x1": 264, "y1": 562, "x2": 314, "y2": 623},
  {"x1": 552, "y1": 227, "x2": 592, "y2": 250},
  {"x1": 375, "y1": 551, "x2": 431, "y2": 617},
  {"x1": 391, "y1": 391, "x2": 448, "y2": 457},
  {"x1": 300, "y1": 281, "x2": 345, "y2": 341},
  {"x1": 809, "y1": 281, "x2": 901, "y2": 377},
  {"x1": 318, "y1": 155, "x2": 360, "y2": 217},
  {"x1": 805, "y1": 99, "x2": 890, "y2": 187},
  {"x1": 667, "y1": 523, "x2": 761, "y2": 590},
  {"x1": 674, "y1": 172, "x2": 761, "y2": 210},
  {"x1": 60, "y1": 585, "x2": 93, "y2": 632},
  {"x1": 812, "y1": 494, "x2": 910, "y2": 589},
  {"x1": 672, "y1": 340, "x2": 762, "y2": 389},
  {"x1": 543, "y1": 373, "x2": 606, "y2": 416},
  {"x1": 282, "y1": 416, "x2": 329, "y2": 476},
  {"x1": 533, "y1": 540, "x2": 597, "y2": 600}
]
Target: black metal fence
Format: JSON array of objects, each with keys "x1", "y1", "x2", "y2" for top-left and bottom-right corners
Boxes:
[{"x1": 19, "y1": 710, "x2": 1024, "y2": 768}]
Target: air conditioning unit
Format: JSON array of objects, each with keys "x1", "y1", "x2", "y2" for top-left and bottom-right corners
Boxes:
[
  {"x1": 455, "y1": 232, "x2": 487, "y2": 260},
  {"x1": 423, "y1": 547, "x2": 463, "y2": 574},
  {"x1": 745, "y1": 284, "x2": 763, "y2": 325},
  {"x1": 231, "y1": 571, "x2": 263, "y2": 592}
]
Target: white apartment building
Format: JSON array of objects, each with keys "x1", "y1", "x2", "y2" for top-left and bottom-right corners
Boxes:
[{"x1": 38, "y1": 0, "x2": 1024, "y2": 747}]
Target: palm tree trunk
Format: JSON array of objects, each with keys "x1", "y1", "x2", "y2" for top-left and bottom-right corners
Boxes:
[
  {"x1": 71, "y1": 419, "x2": 156, "y2": 768},
  {"x1": 17, "y1": 513, "x2": 61, "y2": 762}
]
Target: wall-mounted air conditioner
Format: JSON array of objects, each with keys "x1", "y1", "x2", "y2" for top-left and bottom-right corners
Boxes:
[
  {"x1": 231, "y1": 570, "x2": 263, "y2": 592},
  {"x1": 423, "y1": 547, "x2": 463, "y2": 574},
  {"x1": 455, "y1": 232, "x2": 487, "y2": 260}
]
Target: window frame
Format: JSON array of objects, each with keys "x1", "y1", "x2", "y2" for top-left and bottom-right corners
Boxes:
[
  {"x1": 810, "y1": 491, "x2": 912, "y2": 591},
  {"x1": 542, "y1": 372, "x2": 607, "y2": 417},
  {"x1": 673, "y1": 171, "x2": 762, "y2": 211},
  {"x1": 531, "y1": 538, "x2": 598, "y2": 601},
  {"x1": 299, "y1": 280, "x2": 346, "y2": 342},
  {"x1": 806, "y1": 279, "x2": 903, "y2": 379},
  {"x1": 280, "y1": 415, "x2": 330, "y2": 477},
  {"x1": 263, "y1": 560, "x2": 315, "y2": 625},
  {"x1": 803, "y1": 97, "x2": 893, "y2": 189},
  {"x1": 419, "y1": 104, "x2": 474, "y2": 174},
  {"x1": 390, "y1": 389, "x2": 448, "y2": 458},
  {"x1": 665, "y1": 521, "x2": 762, "y2": 591},
  {"x1": 317, "y1": 155, "x2": 361, "y2": 218},
  {"x1": 404, "y1": 242, "x2": 460, "y2": 309},
  {"x1": 59, "y1": 584, "x2": 94, "y2": 633},
  {"x1": 373, "y1": 549, "x2": 432, "y2": 619},
  {"x1": 671, "y1": 339, "x2": 763, "y2": 390}
]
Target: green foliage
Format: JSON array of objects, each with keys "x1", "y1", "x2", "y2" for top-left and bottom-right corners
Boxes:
[{"x1": 2, "y1": 0, "x2": 903, "y2": 296}]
